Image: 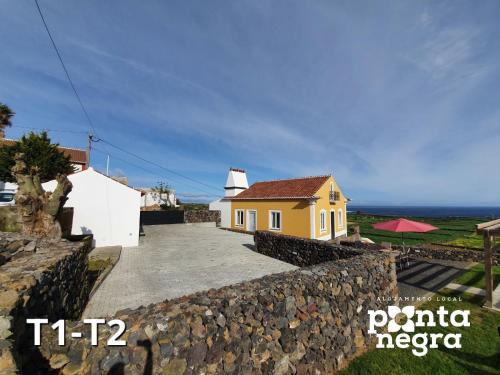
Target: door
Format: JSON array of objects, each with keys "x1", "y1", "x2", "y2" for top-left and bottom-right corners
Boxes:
[
  {"x1": 248, "y1": 210, "x2": 257, "y2": 232},
  {"x1": 330, "y1": 211, "x2": 335, "y2": 239}
]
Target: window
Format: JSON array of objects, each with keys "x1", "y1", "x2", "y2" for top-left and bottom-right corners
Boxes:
[
  {"x1": 269, "y1": 210, "x2": 282, "y2": 231},
  {"x1": 330, "y1": 182, "x2": 334, "y2": 192},
  {"x1": 320, "y1": 210, "x2": 326, "y2": 232},
  {"x1": 235, "y1": 209, "x2": 244, "y2": 226},
  {"x1": 338, "y1": 209, "x2": 343, "y2": 229}
]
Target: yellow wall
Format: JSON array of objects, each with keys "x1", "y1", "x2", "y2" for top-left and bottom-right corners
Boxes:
[
  {"x1": 313, "y1": 176, "x2": 348, "y2": 239},
  {"x1": 230, "y1": 200, "x2": 311, "y2": 238},
  {"x1": 230, "y1": 175, "x2": 348, "y2": 240}
]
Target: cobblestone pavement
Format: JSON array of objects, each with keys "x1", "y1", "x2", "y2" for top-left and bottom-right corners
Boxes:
[{"x1": 83, "y1": 224, "x2": 297, "y2": 317}]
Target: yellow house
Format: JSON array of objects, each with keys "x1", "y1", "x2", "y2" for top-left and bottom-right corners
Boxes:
[{"x1": 229, "y1": 175, "x2": 348, "y2": 240}]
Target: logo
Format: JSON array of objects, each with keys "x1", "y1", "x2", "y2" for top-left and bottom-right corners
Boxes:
[{"x1": 367, "y1": 305, "x2": 470, "y2": 356}]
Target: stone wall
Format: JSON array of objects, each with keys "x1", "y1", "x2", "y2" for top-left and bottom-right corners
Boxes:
[
  {"x1": 254, "y1": 231, "x2": 363, "y2": 267},
  {"x1": 0, "y1": 232, "x2": 92, "y2": 373},
  {"x1": 184, "y1": 210, "x2": 221, "y2": 225},
  {"x1": 339, "y1": 240, "x2": 499, "y2": 265},
  {"x1": 37, "y1": 231, "x2": 397, "y2": 374},
  {"x1": 397, "y1": 243, "x2": 499, "y2": 265}
]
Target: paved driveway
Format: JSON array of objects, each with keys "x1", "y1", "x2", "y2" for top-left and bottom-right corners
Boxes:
[{"x1": 83, "y1": 224, "x2": 297, "y2": 317}]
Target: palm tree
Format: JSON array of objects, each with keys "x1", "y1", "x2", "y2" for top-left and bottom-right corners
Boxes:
[{"x1": 0, "y1": 103, "x2": 15, "y2": 137}]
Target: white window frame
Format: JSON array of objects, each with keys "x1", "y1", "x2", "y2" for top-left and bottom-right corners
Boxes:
[
  {"x1": 235, "y1": 209, "x2": 244, "y2": 227},
  {"x1": 330, "y1": 182, "x2": 334, "y2": 192},
  {"x1": 320, "y1": 209, "x2": 327, "y2": 232},
  {"x1": 269, "y1": 210, "x2": 282, "y2": 231},
  {"x1": 338, "y1": 208, "x2": 344, "y2": 229},
  {"x1": 246, "y1": 209, "x2": 257, "y2": 232}
]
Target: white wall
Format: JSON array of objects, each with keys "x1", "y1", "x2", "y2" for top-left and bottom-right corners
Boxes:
[
  {"x1": 43, "y1": 168, "x2": 141, "y2": 247},
  {"x1": 209, "y1": 198, "x2": 231, "y2": 228}
]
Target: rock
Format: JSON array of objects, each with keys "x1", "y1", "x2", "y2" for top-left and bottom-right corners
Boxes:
[
  {"x1": 289, "y1": 319, "x2": 301, "y2": 329},
  {"x1": 163, "y1": 358, "x2": 187, "y2": 375},
  {"x1": 50, "y1": 353, "x2": 70, "y2": 369},
  {"x1": 274, "y1": 355, "x2": 290, "y2": 375},
  {"x1": 62, "y1": 362, "x2": 83, "y2": 375},
  {"x1": 216, "y1": 314, "x2": 226, "y2": 328},
  {"x1": 190, "y1": 316, "x2": 206, "y2": 338},
  {"x1": 188, "y1": 342, "x2": 207, "y2": 366},
  {"x1": 23, "y1": 241, "x2": 37, "y2": 252},
  {"x1": 0, "y1": 290, "x2": 18, "y2": 310}
]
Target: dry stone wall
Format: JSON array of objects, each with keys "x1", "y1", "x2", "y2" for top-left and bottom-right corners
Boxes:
[
  {"x1": 340, "y1": 240, "x2": 499, "y2": 265},
  {"x1": 37, "y1": 231, "x2": 397, "y2": 374},
  {"x1": 184, "y1": 210, "x2": 221, "y2": 225},
  {"x1": 0, "y1": 232, "x2": 92, "y2": 374}
]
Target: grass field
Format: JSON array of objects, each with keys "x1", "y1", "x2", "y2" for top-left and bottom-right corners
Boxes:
[
  {"x1": 339, "y1": 290, "x2": 500, "y2": 375},
  {"x1": 347, "y1": 213, "x2": 485, "y2": 247},
  {"x1": 453, "y1": 263, "x2": 500, "y2": 290}
]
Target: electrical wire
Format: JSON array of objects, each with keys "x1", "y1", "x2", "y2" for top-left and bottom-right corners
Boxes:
[
  {"x1": 92, "y1": 147, "x2": 219, "y2": 197},
  {"x1": 98, "y1": 138, "x2": 222, "y2": 193},
  {"x1": 34, "y1": 0, "x2": 102, "y2": 139}
]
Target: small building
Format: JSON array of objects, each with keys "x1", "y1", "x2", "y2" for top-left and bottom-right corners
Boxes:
[
  {"x1": 209, "y1": 168, "x2": 249, "y2": 228},
  {"x1": 139, "y1": 188, "x2": 177, "y2": 210},
  {"x1": 43, "y1": 168, "x2": 141, "y2": 247},
  {"x1": 228, "y1": 174, "x2": 348, "y2": 240}
]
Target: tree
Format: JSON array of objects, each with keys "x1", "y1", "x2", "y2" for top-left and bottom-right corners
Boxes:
[
  {"x1": 151, "y1": 181, "x2": 173, "y2": 208},
  {"x1": 11, "y1": 153, "x2": 72, "y2": 238},
  {"x1": 0, "y1": 132, "x2": 75, "y2": 183},
  {"x1": 0, "y1": 102, "x2": 14, "y2": 136}
]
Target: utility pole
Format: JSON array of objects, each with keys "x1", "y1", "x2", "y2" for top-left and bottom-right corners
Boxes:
[
  {"x1": 86, "y1": 133, "x2": 100, "y2": 169},
  {"x1": 86, "y1": 133, "x2": 92, "y2": 169}
]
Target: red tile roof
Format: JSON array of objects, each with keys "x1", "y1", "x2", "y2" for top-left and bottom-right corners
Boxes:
[
  {"x1": 1, "y1": 139, "x2": 87, "y2": 165},
  {"x1": 230, "y1": 175, "x2": 330, "y2": 200}
]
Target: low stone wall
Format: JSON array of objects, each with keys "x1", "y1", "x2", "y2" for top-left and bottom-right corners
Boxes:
[
  {"x1": 255, "y1": 231, "x2": 363, "y2": 267},
  {"x1": 0, "y1": 232, "x2": 92, "y2": 373},
  {"x1": 184, "y1": 210, "x2": 221, "y2": 225},
  {"x1": 38, "y1": 232, "x2": 397, "y2": 374},
  {"x1": 397, "y1": 244, "x2": 499, "y2": 265},
  {"x1": 339, "y1": 240, "x2": 499, "y2": 265}
]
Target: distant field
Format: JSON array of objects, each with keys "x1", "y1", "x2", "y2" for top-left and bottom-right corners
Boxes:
[{"x1": 347, "y1": 213, "x2": 485, "y2": 247}]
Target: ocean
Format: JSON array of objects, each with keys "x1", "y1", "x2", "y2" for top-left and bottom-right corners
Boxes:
[{"x1": 347, "y1": 205, "x2": 500, "y2": 218}]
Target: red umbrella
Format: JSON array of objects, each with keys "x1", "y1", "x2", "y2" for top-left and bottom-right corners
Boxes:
[{"x1": 372, "y1": 218, "x2": 438, "y2": 243}]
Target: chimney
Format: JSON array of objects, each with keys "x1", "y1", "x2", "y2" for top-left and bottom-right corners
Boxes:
[{"x1": 224, "y1": 167, "x2": 248, "y2": 197}]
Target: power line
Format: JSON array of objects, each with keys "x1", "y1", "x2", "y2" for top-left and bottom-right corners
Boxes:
[
  {"x1": 92, "y1": 147, "x2": 219, "y2": 196},
  {"x1": 33, "y1": 0, "x2": 100, "y2": 139},
  {"x1": 33, "y1": 0, "x2": 220, "y2": 196},
  {"x1": 97, "y1": 138, "x2": 222, "y2": 193}
]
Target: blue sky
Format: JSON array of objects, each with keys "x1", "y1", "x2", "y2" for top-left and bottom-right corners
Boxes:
[{"x1": 1, "y1": 1, "x2": 499, "y2": 205}]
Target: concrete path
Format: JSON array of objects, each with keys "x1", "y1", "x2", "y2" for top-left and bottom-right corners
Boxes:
[
  {"x1": 83, "y1": 224, "x2": 296, "y2": 317},
  {"x1": 444, "y1": 282, "x2": 500, "y2": 310}
]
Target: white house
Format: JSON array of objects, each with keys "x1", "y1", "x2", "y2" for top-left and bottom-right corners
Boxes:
[
  {"x1": 138, "y1": 188, "x2": 177, "y2": 209},
  {"x1": 209, "y1": 168, "x2": 249, "y2": 228},
  {"x1": 43, "y1": 168, "x2": 141, "y2": 247}
]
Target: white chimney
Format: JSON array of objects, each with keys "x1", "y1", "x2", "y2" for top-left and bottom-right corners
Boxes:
[{"x1": 224, "y1": 168, "x2": 248, "y2": 197}]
